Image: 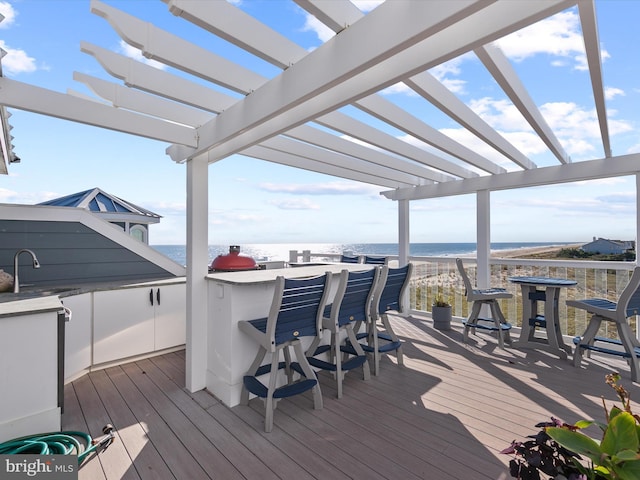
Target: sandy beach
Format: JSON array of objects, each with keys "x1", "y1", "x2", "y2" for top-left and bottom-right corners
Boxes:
[{"x1": 492, "y1": 243, "x2": 583, "y2": 259}]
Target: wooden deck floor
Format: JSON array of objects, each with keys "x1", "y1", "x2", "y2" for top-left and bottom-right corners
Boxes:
[{"x1": 63, "y1": 315, "x2": 640, "y2": 480}]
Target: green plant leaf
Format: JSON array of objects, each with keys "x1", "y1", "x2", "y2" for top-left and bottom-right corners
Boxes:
[
  {"x1": 615, "y1": 458, "x2": 640, "y2": 479},
  {"x1": 575, "y1": 419, "x2": 595, "y2": 429},
  {"x1": 546, "y1": 427, "x2": 602, "y2": 464},
  {"x1": 612, "y1": 449, "x2": 640, "y2": 462},
  {"x1": 609, "y1": 405, "x2": 623, "y2": 422},
  {"x1": 601, "y1": 412, "x2": 639, "y2": 456}
]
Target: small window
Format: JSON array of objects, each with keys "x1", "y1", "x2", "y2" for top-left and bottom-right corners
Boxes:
[{"x1": 130, "y1": 225, "x2": 147, "y2": 243}]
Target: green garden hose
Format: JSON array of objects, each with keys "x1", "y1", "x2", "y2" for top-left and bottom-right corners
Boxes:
[{"x1": 0, "y1": 424, "x2": 116, "y2": 466}]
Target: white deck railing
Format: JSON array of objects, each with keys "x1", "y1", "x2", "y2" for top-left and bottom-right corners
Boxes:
[{"x1": 288, "y1": 250, "x2": 638, "y2": 339}]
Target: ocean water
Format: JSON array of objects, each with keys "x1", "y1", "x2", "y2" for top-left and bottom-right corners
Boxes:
[{"x1": 152, "y1": 242, "x2": 578, "y2": 266}]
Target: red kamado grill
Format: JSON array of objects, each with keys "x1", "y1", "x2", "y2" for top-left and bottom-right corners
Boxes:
[{"x1": 210, "y1": 245, "x2": 260, "y2": 272}]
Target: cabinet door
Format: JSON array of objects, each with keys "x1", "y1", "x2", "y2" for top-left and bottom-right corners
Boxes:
[
  {"x1": 61, "y1": 293, "x2": 92, "y2": 381},
  {"x1": 154, "y1": 283, "x2": 186, "y2": 351},
  {"x1": 93, "y1": 288, "x2": 155, "y2": 364}
]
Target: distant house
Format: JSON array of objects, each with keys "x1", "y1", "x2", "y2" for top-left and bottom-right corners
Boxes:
[
  {"x1": 39, "y1": 187, "x2": 160, "y2": 244},
  {"x1": 581, "y1": 237, "x2": 635, "y2": 255}
]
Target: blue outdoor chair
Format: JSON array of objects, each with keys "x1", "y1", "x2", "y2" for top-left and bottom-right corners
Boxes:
[
  {"x1": 363, "y1": 255, "x2": 387, "y2": 265},
  {"x1": 340, "y1": 254, "x2": 361, "y2": 263},
  {"x1": 306, "y1": 267, "x2": 380, "y2": 398},
  {"x1": 568, "y1": 266, "x2": 640, "y2": 383},
  {"x1": 238, "y1": 272, "x2": 331, "y2": 432},
  {"x1": 352, "y1": 264, "x2": 412, "y2": 375}
]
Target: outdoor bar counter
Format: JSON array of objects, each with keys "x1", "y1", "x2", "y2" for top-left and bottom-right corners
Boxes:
[{"x1": 205, "y1": 263, "x2": 371, "y2": 407}]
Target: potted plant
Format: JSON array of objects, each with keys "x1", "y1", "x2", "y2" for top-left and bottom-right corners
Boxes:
[
  {"x1": 432, "y1": 294, "x2": 452, "y2": 331},
  {"x1": 502, "y1": 372, "x2": 640, "y2": 480}
]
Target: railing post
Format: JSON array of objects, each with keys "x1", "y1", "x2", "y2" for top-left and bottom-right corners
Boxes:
[{"x1": 289, "y1": 250, "x2": 298, "y2": 263}]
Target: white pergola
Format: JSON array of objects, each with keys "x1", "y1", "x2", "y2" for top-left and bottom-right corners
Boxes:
[{"x1": 1, "y1": 0, "x2": 638, "y2": 392}]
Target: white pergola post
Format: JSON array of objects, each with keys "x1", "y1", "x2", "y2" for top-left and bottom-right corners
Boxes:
[
  {"x1": 398, "y1": 199, "x2": 410, "y2": 266},
  {"x1": 185, "y1": 155, "x2": 209, "y2": 392},
  {"x1": 476, "y1": 190, "x2": 491, "y2": 289}
]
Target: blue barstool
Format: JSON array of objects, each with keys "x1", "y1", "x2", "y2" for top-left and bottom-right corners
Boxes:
[{"x1": 238, "y1": 272, "x2": 331, "y2": 432}]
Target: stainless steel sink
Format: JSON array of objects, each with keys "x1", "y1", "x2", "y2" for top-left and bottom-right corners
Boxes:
[{"x1": 0, "y1": 286, "x2": 79, "y2": 303}]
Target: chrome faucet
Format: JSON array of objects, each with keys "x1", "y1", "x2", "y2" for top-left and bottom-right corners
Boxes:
[{"x1": 13, "y1": 249, "x2": 40, "y2": 293}]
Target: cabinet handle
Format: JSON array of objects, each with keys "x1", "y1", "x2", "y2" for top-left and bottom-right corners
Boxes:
[
  {"x1": 149, "y1": 288, "x2": 154, "y2": 306},
  {"x1": 156, "y1": 288, "x2": 161, "y2": 306}
]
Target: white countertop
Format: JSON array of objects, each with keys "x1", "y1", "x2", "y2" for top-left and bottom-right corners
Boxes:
[
  {"x1": 206, "y1": 263, "x2": 374, "y2": 285},
  {"x1": 0, "y1": 295, "x2": 64, "y2": 318}
]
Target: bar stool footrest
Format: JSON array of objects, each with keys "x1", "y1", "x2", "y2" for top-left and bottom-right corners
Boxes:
[
  {"x1": 349, "y1": 333, "x2": 402, "y2": 353},
  {"x1": 463, "y1": 318, "x2": 512, "y2": 332},
  {"x1": 253, "y1": 361, "x2": 287, "y2": 377},
  {"x1": 308, "y1": 354, "x2": 367, "y2": 371},
  {"x1": 572, "y1": 336, "x2": 640, "y2": 359},
  {"x1": 529, "y1": 315, "x2": 546, "y2": 327},
  {"x1": 243, "y1": 375, "x2": 318, "y2": 399}
]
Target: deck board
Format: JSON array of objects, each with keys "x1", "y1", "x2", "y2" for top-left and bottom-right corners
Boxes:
[{"x1": 64, "y1": 315, "x2": 640, "y2": 480}]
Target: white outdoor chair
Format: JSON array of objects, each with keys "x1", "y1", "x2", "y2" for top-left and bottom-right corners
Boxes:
[
  {"x1": 456, "y1": 258, "x2": 513, "y2": 349},
  {"x1": 568, "y1": 266, "x2": 640, "y2": 383}
]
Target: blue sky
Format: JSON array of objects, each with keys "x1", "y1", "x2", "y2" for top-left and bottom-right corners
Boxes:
[{"x1": 0, "y1": 0, "x2": 639, "y2": 246}]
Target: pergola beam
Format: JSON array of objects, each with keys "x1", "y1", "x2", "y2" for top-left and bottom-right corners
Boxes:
[
  {"x1": 242, "y1": 145, "x2": 407, "y2": 189},
  {"x1": 284, "y1": 124, "x2": 435, "y2": 185},
  {"x1": 355, "y1": 94, "x2": 506, "y2": 175},
  {"x1": 164, "y1": 0, "x2": 307, "y2": 69},
  {"x1": 475, "y1": 43, "x2": 571, "y2": 164},
  {"x1": 578, "y1": 0, "x2": 611, "y2": 158},
  {"x1": 261, "y1": 136, "x2": 422, "y2": 186},
  {"x1": 383, "y1": 153, "x2": 640, "y2": 200},
  {"x1": 81, "y1": 42, "x2": 238, "y2": 114},
  {"x1": 404, "y1": 72, "x2": 536, "y2": 171},
  {"x1": 74, "y1": 73, "x2": 213, "y2": 127},
  {"x1": 90, "y1": 0, "x2": 265, "y2": 94},
  {"x1": 0, "y1": 77, "x2": 197, "y2": 146},
  {"x1": 172, "y1": 0, "x2": 496, "y2": 161}
]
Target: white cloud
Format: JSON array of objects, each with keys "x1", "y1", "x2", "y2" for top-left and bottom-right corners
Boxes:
[
  {"x1": 0, "y1": 1, "x2": 16, "y2": 28},
  {"x1": 0, "y1": 3, "x2": 34, "y2": 76},
  {"x1": 541, "y1": 101, "x2": 632, "y2": 149},
  {"x1": 605, "y1": 86, "x2": 625, "y2": 100},
  {"x1": 428, "y1": 56, "x2": 471, "y2": 94},
  {"x1": 0, "y1": 187, "x2": 18, "y2": 202},
  {"x1": 0, "y1": 40, "x2": 36, "y2": 75},
  {"x1": 470, "y1": 10, "x2": 614, "y2": 73},
  {"x1": 209, "y1": 209, "x2": 267, "y2": 226},
  {"x1": 301, "y1": 14, "x2": 334, "y2": 43},
  {"x1": 259, "y1": 181, "x2": 378, "y2": 195},
  {"x1": 513, "y1": 189, "x2": 636, "y2": 218},
  {"x1": 0, "y1": 188, "x2": 59, "y2": 204},
  {"x1": 468, "y1": 97, "x2": 531, "y2": 131},
  {"x1": 460, "y1": 97, "x2": 633, "y2": 159},
  {"x1": 119, "y1": 41, "x2": 167, "y2": 70},
  {"x1": 143, "y1": 200, "x2": 186, "y2": 215},
  {"x1": 495, "y1": 11, "x2": 593, "y2": 69},
  {"x1": 268, "y1": 198, "x2": 320, "y2": 210},
  {"x1": 626, "y1": 143, "x2": 640, "y2": 155}
]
